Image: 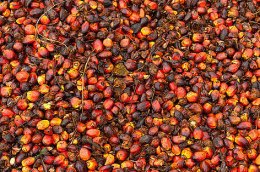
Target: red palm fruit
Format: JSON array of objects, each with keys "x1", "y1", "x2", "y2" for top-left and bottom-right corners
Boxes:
[
  {"x1": 248, "y1": 129, "x2": 258, "y2": 141},
  {"x1": 66, "y1": 166, "x2": 77, "y2": 172},
  {"x1": 172, "y1": 135, "x2": 186, "y2": 144},
  {"x1": 148, "y1": 1, "x2": 158, "y2": 10},
  {"x1": 17, "y1": 99, "x2": 28, "y2": 110},
  {"x1": 109, "y1": 136, "x2": 119, "y2": 144},
  {"x1": 207, "y1": 116, "x2": 217, "y2": 129},
  {"x1": 141, "y1": 27, "x2": 152, "y2": 36},
  {"x1": 42, "y1": 135, "x2": 53, "y2": 146},
  {"x1": 37, "y1": 120, "x2": 49, "y2": 130},
  {"x1": 86, "y1": 129, "x2": 100, "y2": 138},
  {"x1": 98, "y1": 50, "x2": 112, "y2": 58},
  {"x1": 83, "y1": 100, "x2": 94, "y2": 110},
  {"x1": 219, "y1": 82, "x2": 228, "y2": 94},
  {"x1": 136, "y1": 84, "x2": 145, "y2": 95},
  {"x1": 21, "y1": 157, "x2": 35, "y2": 166},
  {"x1": 61, "y1": 131, "x2": 69, "y2": 141},
  {"x1": 86, "y1": 159, "x2": 98, "y2": 170},
  {"x1": 22, "y1": 143, "x2": 32, "y2": 153},
  {"x1": 186, "y1": 91, "x2": 198, "y2": 102},
  {"x1": 67, "y1": 68, "x2": 79, "y2": 79},
  {"x1": 185, "y1": 159, "x2": 195, "y2": 168},
  {"x1": 203, "y1": 103, "x2": 212, "y2": 113},
  {"x1": 252, "y1": 98, "x2": 260, "y2": 106},
  {"x1": 40, "y1": 15, "x2": 50, "y2": 24},
  {"x1": 23, "y1": 35, "x2": 35, "y2": 44},
  {"x1": 16, "y1": 71, "x2": 29, "y2": 82},
  {"x1": 93, "y1": 39, "x2": 104, "y2": 53},
  {"x1": 194, "y1": 52, "x2": 207, "y2": 62},
  {"x1": 70, "y1": 97, "x2": 81, "y2": 109},
  {"x1": 121, "y1": 160, "x2": 134, "y2": 169},
  {"x1": 193, "y1": 151, "x2": 207, "y2": 162},
  {"x1": 120, "y1": 38, "x2": 130, "y2": 48},
  {"x1": 211, "y1": 155, "x2": 220, "y2": 166},
  {"x1": 240, "y1": 96, "x2": 249, "y2": 106},
  {"x1": 130, "y1": 144, "x2": 141, "y2": 155},
  {"x1": 242, "y1": 48, "x2": 253, "y2": 60},
  {"x1": 180, "y1": 127, "x2": 191, "y2": 137},
  {"x1": 224, "y1": 139, "x2": 234, "y2": 149},
  {"x1": 57, "y1": 141, "x2": 67, "y2": 152},
  {"x1": 52, "y1": 134, "x2": 59, "y2": 144},
  {"x1": 181, "y1": 148, "x2": 192, "y2": 159},
  {"x1": 20, "y1": 134, "x2": 31, "y2": 145},
  {"x1": 229, "y1": 116, "x2": 241, "y2": 125},
  {"x1": 227, "y1": 63, "x2": 240, "y2": 73},
  {"x1": 14, "y1": 115, "x2": 24, "y2": 127},
  {"x1": 0, "y1": 86, "x2": 12, "y2": 97},
  {"x1": 38, "y1": 47, "x2": 49, "y2": 57},
  {"x1": 226, "y1": 85, "x2": 237, "y2": 97},
  {"x1": 99, "y1": 165, "x2": 113, "y2": 172},
  {"x1": 103, "y1": 38, "x2": 113, "y2": 48},
  {"x1": 192, "y1": 33, "x2": 204, "y2": 42},
  {"x1": 0, "y1": 1, "x2": 8, "y2": 12},
  {"x1": 163, "y1": 100, "x2": 174, "y2": 110},
  {"x1": 103, "y1": 99, "x2": 114, "y2": 110},
  {"x1": 200, "y1": 160, "x2": 211, "y2": 172},
  {"x1": 148, "y1": 126, "x2": 158, "y2": 136},
  {"x1": 88, "y1": 77, "x2": 97, "y2": 84},
  {"x1": 176, "y1": 87, "x2": 186, "y2": 99},
  {"x1": 31, "y1": 134, "x2": 42, "y2": 144},
  {"x1": 53, "y1": 155, "x2": 66, "y2": 166},
  {"x1": 254, "y1": 154, "x2": 260, "y2": 165},
  {"x1": 46, "y1": 43, "x2": 54, "y2": 52},
  {"x1": 43, "y1": 155, "x2": 55, "y2": 165},
  {"x1": 129, "y1": 11, "x2": 140, "y2": 22},
  {"x1": 193, "y1": 128, "x2": 203, "y2": 139},
  {"x1": 216, "y1": 52, "x2": 227, "y2": 60},
  {"x1": 210, "y1": 90, "x2": 220, "y2": 101},
  {"x1": 225, "y1": 155, "x2": 235, "y2": 166},
  {"x1": 103, "y1": 87, "x2": 112, "y2": 98},
  {"x1": 235, "y1": 135, "x2": 249, "y2": 146},
  {"x1": 181, "y1": 38, "x2": 192, "y2": 47},
  {"x1": 137, "y1": 101, "x2": 151, "y2": 111},
  {"x1": 155, "y1": 70, "x2": 165, "y2": 79},
  {"x1": 26, "y1": 90, "x2": 40, "y2": 102},
  {"x1": 96, "y1": 80, "x2": 106, "y2": 91},
  {"x1": 248, "y1": 165, "x2": 258, "y2": 172},
  {"x1": 120, "y1": 93, "x2": 130, "y2": 103},
  {"x1": 237, "y1": 121, "x2": 252, "y2": 130},
  {"x1": 203, "y1": 147, "x2": 213, "y2": 159},
  {"x1": 79, "y1": 147, "x2": 91, "y2": 161},
  {"x1": 171, "y1": 145, "x2": 181, "y2": 155},
  {"x1": 116, "y1": 149, "x2": 128, "y2": 161},
  {"x1": 1, "y1": 108, "x2": 15, "y2": 118},
  {"x1": 151, "y1": 100, "x2": 161, "y2": 112},
  {"x1": 86, "y1": 120, "x2": 97, "y2": 130},
  {"x1": 3, "y1": 49, "x2": 16, "y2": 60},
  {"x1": 235, "y1": 149, "x2": 246, "y2": 160},
  {"x1": 169, "y1": 82, "x2": 177, "y2": 91},
  {"x1": 81, "y1": 21, "x2": 89, "y2": 33},
  {"x1": 161, "y1": 62, "x2": 171, "y2": 73},
  {"x1": 24, "y1": 24, "x2": 36, "y2": 35},
  {"x1": 161, "y1": 137, "x2": 172, "y2": 151},
  {"x1": 77, "y1": 122, "x2": 86, "y2": 133}
]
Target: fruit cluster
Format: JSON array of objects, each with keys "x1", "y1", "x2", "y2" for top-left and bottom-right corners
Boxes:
[{"x1": 0, "y1": 0, "x2": 259, "y2": 172}]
